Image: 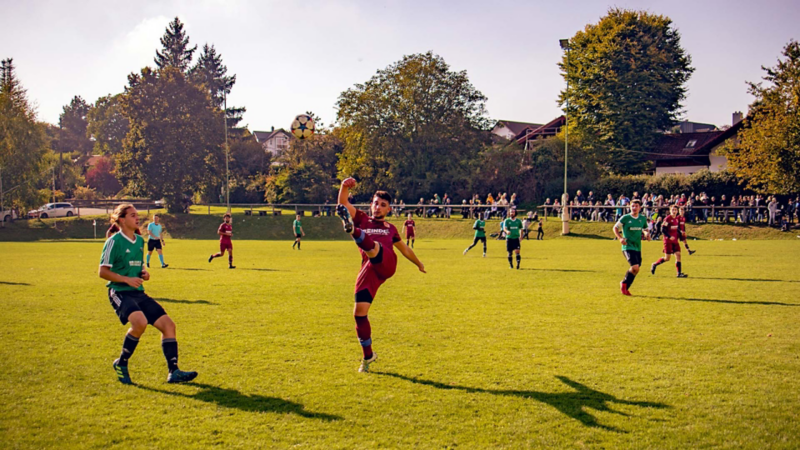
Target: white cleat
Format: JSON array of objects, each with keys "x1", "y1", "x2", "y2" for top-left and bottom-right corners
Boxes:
[
  {"x1": 463, "y1": 249, "x2": 468, "y2": 255},
  {"x1": 359, "y1": 353, "x2": 378, "y2": 373}
]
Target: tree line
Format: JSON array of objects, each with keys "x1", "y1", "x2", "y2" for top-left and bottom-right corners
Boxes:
[{"x1": 1, "y1": 10, "x2": 797, "y2": 215}]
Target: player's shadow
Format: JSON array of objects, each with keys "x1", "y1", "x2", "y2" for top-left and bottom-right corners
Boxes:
[
  {"x1": 136, "y1": 382, "x2": 341, "y2": 421},
  {"x1": 166, "y1": 268, "x2": 210, "y2": 272},
  {"x1": 0, "y1": 281, "x2": 32, "y2": 286},
  {"x1": 153, "y1": 298, "x2": 217, "y2": 305},
  {"x1": 643, "y1": 295, "x2": 798, "y2": 307},
  {"x1": 239, "y1": 268, "x2": 281, "y2": 272},
  {"x1": 520, "y1": 268, "x2": 598, "y2": 273},
  {"x1": 376, "y1": 372, "x2": 668, "y2": 432},
  {"x1": 562, "y1": 232, "x2": 609, "y2": 240},
  {"x1": 690, "y1": 276, "x2": 799, "y2": 283}
]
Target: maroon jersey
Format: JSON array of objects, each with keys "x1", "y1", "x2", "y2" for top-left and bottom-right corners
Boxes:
[
  {"x1": 662, "y1": 215, "x2": 680, "y2": 241},
  {"x1": 403, "y1": 219, "x2": 416, "y2": 236},
  {"x1": 677, "y1": 215, "x2": 687, "y2": 238},
  {"x1": 218, "y1": 223, "x2": 232, "y2": 244},
  {"x1": 353, "y1": 210, "x2": 402, "y2": 298}
]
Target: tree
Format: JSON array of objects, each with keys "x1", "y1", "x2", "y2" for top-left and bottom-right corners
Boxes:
[
  {"x1": 560, "y1": 9, "x2": 694, "y2": 174},
  {"x1": 336, "y1": 52, "x2": 491, "y2": 201},
  {"x1": 117, "y1": 67, "x2": 224, "y2": 212},
  {"x1": 0, "y1": 58, "x2": 49, "y2": 211},
  {"x1": 191, "y1": 44, "x2": 235, "y2": 107},
  {"x1": 85, "y1": 156, "x2": 122, "y2": 196},
  {"x1": 721, "y1": 40, "x2": 800, "y2": 194},
  {"x1": 154, "y1": 17, "x2": 197, "y2": 72},
  {"x1": 58, "y1": 95, "x2": 93, "y2": 157},
  {"x1": 87, "y1": 94, "x2": 129, "y2": 155},
  {"x1": 264, "y1": 133, "x2": 342, "y2": 203}
]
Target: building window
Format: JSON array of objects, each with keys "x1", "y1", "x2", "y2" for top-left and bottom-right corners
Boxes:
[{"x1": 685, "y1": 139, "x2": 697, "y2": 148}]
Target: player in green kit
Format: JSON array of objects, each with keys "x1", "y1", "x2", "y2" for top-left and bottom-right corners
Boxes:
[
  {"x1": 613, "y1": 199, "x2": 650, "y2": 296},
  {"x1": 501, "y1": 208, "x2": 523, "y2": 269},
  {"x1": 463, "y1": 212, "x2": 487, "y2": 257},
  {"x1": 99, "y1": 204, "x2": 197, "y2": 384},
  {"x1": 292, "y1": 214, "x2": 305, "y2": 250}
]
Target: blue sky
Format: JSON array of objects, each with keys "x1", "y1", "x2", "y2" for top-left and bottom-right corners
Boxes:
[{"x1": 2, "y1": 0, "x2": 798, "y2": 131}]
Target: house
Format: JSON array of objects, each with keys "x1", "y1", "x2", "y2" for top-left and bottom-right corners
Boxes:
[
  {"x1": 514, "y1": 116, "x2": 566, "y2": 147},
  {"x1": 253, "y1": 127, "x2": 294, "y2": 156},
  {"x1": 646, "y1": 113, "x2": 744, "y2": 175},
  {"x1": 491, "y1": 120, "x2": 542, "y2": 140},
  {"x1": 674, "y1": 120, "x2": 718, "y2": 133}
]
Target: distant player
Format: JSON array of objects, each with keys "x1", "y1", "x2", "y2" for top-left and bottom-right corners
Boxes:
[
  {"x1": 613, "y1": 199, "x2": 650, "y2": 295},
  {"x1": 146, "y1": 214, "x2": 168, "y2": 268},
  {"x1": 502, "y1": 208, "x2": 523, "y2": 269},
  {"x1": 99, "y1": 204, "x2": 197, "y2": 384},
  {"x1": 651, "y1": 205, "x2": 688, "y2": 278},
  {"x1": 292, "y1": 214, "x2": 305, "y2": 250},
  {"x1": 536, "y1": 220, "x2": 544, "y2": 240},
  {"x1": 463, "y1": 212, "x2": 487, "y2": 257},
  {"x1": 336, "y1": 178, "x2": 426, "y2": 372},
  {"x1": 403, "y1": 213, "x2": 416, "y2": 248},
  {"x1": 208, "y1": 213, "x2": 235, "y2": 269},
  {"x1": 678, "y1": 206, "x2": 696, "y2": 255}
]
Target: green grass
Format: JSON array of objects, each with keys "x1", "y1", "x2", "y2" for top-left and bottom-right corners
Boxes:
[{"x1": 1, "y1": 239, "x2": 800, "y2": 448}]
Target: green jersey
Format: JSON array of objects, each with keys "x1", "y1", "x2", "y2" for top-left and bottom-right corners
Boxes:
[
  {"x1": 293, "y1": 219, "x2": 302, "y2": 234},
  {"x1": 617, "y1": 213, "x2": 648, "y2": 251},
  {"x1": 99, "y1": 231, "x2": 145, "y2": 292},
  {"x1": 473, "y1": 219, "x2": 486, "y2": 238},
  {"x1": 502, "y1": 218, "x2": 523, "y2": 239}
]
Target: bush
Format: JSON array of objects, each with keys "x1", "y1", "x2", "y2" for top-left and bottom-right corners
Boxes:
[{"x1": 73, "y1": 186, "x2": 98, "y2": 200}]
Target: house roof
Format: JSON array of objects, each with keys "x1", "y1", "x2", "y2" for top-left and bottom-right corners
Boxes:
[
  {"x1": 253, "y1": 129, "x2": 293, "y2": 143},
  {"x1": 514, "y1": 116, "x2": 566, "y2": 145},
  {"x1": 494, "y1": 120, "x2": 543, "y2": 136},
  {"x1": 647, "y1": 120, "x2": 744, "y2": 161}
]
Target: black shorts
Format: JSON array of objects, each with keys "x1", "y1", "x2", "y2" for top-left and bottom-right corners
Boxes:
[
  {"x1": 622, "y1": 250, "x2": 642, "y2": 267},
  {"x1": 473, "y1": 236, "x2": 487, "y2": 244},
  {"x1": 108, "y1": 289, "x2": 167, "y2": 325},
  {"x1": 506, "y1": 238, "x2": 521, "y2": 252},
  {"x1": 147, "y1": 239, "x2": 162, "y2": 251},
  {"x1": 295, "y1": 233, "x2": 302, "y2": 238}
]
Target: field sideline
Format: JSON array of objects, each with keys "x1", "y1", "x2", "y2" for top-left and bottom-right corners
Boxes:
[{"x1": 1, "y1": 238, "x2": 799, "y2": 448}]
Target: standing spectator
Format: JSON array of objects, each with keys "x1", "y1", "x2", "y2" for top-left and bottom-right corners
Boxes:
[
  {"x1": 587, "y1": 191, "x2": 596, "y2": 205},
  {"x1": 536, "y1": 219, "x2": 544, "y2": 240},
  {"x1": 768, "y1": 196, "x2": 779, "y2": 227},
  {"x1": 443, "y1": 194, "x2": 451, "y2": 218},
  {"x1": 604, "y1": 194, "x2": 615, "y2": 222}
]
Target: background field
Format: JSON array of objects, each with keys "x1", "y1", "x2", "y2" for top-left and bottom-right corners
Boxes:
[{"x1": 1, "y1": 238, "x2": 799, "y2": 448}]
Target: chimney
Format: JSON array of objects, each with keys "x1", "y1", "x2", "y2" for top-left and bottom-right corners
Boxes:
[
  {"x1": 271, "y1": 126, "x2": 275, "y2": 132},
  {"x1": 732, "y1": 111, "x2": 743, "y2": 126}
]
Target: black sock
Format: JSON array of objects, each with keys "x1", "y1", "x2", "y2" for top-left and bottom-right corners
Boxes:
[
  {"x1": 162, "y1": 338, "x2": 179, "y2": 373},
  {"x1": 623, "y1": 271, "x2": 636, "y2": 287},
  {"x1": 483, "y1": 245, "x2": 487, "y2": 253},
  {"x1": 297, "y1": 241, "x2": 301, "y2": 249},
  {"x1": 516, "y1": 254, "x2": 521, "y2": 268},
  {"x1": 508, "y1": 255, "x2": 513, "y2": 267},
  {"x1": 676, "y1": 262, "x2": 682, "y2": 273},
  {"x1": 118, "y1": 333, "x2": 139, "y2": 366},
  {"x1": 292, "y1": 241, "x2": 296, "y2": 248}
]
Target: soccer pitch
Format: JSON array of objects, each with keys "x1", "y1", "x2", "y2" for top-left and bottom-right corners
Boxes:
[{"x1": 1, "y1": 239, "x2": 799, "y2": 448}]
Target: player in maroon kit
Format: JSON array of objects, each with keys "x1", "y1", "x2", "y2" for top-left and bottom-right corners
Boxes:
[
  {"x1": 208, "y1": 212, "x2": 235, "y2": 269},
  {"x1": 403, "y1": 213, "x2": 416, "y2": 248},
  {"x1": 336, "y1": 177, "x2": 426, "y2": 372},
  {"x1": 651, "y1": 205, "x2": 688, "y2": 278},
  {"x1": 678, "y1": 206, "x2": 696, "y2": 255}
]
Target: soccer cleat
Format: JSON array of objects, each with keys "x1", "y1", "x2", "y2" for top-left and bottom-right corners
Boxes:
[
  {"x1": 161, "y1": 264, "x2": 169, "y2": 269},
  {"x1": 167, "y1": 369, "x2": 198, "y2": 384},
  {"x1": 208, "y1": 255, "x2": 214, "y2": 263},
  {"x1": 359, "y1": 353, "x2": 378, "y2": 373},
  {"x1": 146, "y1": 263, "x2": 150, "y2": 268},
  {"x1": 336, "y1": 204, "x2": 354, "y2": 234},
  {"x1": 113, "y1": 359, "x2": 133, "y2": 385},
  {"x1": 688, "y1": 249, "x2": 696, "y2": 255},
  {"x1": 229, "y1": 265, "x2": 236, "y2": 269},
  {"x1": 463, "y1": 249, "x2": 468, "y2": 255},
  {"x1": 677, "y1": 273, "x2": 688, "y2": 278},
  {"x1": 483, "y1": 253, "x2": 486, "y2": 258},
  {"x1": 620, "y1": 282, "x2": 632, "y2": 296},
  {"x1": 650, "y1": 263, "x2": 657, "y2": 275}
]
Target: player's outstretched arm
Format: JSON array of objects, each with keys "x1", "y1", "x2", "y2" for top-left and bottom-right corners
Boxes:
[
  {"x1": 394, "y1": 240, "x2": 426, "y2": 273},
  {"x1": 338, "y1": 178, "x2": 357, "y2": 218}
]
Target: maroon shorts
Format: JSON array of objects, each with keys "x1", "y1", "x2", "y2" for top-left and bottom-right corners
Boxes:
[
  {"x1": 663, "y1": 240, "x2": 681, "y2": 255},
  {"x1": 355, "y1": 244, "x2": 397, "y2": 300},
  {"x1": 406, "y1": 231, "x2": 415, "y2": 239},
  {"x1": 220, "y1": 241, "x2": 233, "y2": 252}
]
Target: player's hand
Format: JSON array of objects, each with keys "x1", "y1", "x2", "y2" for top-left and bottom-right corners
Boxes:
[
  {"x1": 126, "y1": 277, "x2": 144, "y2": 288},
  {"x1": 342, "y1": 177, "x2": 357, "y2": 189},
  {"x1": 418, "y1": 263, "x2": 426, "y2": 274},
  {"x1": 671, "y1": 236, "x2": 677, "y2": 242},
  {"x1": 140, "y1": 269, "x2": 151, "y2": 281},
  {"x1": 161, "y1": 240, "x2": 165, "y2": 247},
  {"x1": 620, "y1": 238, "x2": 627, "y2": 246}
]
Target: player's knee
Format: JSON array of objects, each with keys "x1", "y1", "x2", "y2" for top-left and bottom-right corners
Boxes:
[
  {"x1": 129, "y1": 316, "x2": 147, "y2": 335},
  {"x1": 631, "y1": 265, "x2": 640, "y2": 274},
  {"x1": 159, "y1": 316, "x2": 176, "y2": 335}
]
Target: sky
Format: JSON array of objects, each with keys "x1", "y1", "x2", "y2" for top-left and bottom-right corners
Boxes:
[{"x1": 2, "y1": 0, "x2": 799, "y2": 132}]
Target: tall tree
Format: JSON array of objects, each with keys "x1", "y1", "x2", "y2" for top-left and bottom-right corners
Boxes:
[
  {"x1": 191, "y1": 44, "x2": 245, "y2": 130},
  {"x1": 58, "y1": 95, "x2": 93, "y2": 157},
  {"x1": 721, "y1": 40, "x2": 800, "y2": 194},
  {"x1": 336, "y1": 52, "x2": 491, "y2": 201},
  {"x1": 560, "y1": 8, "x2": 694, "y2": 174},
  {"x1": 154, "y1": 17, "x2": 197, "y2": 72},
  {"x1": 0, "y1": 58, "x2": 49, "y2": 210},
  {"x1": 118, "y1": 67, "x2": 224, "y2": 212},
  {"x1": 87, "y1": 94, "x2": 129, "y2": 155}
]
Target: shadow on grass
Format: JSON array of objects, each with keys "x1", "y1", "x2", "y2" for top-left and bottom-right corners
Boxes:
[
  {"x1": 691, "y1": 276, "x2": 799, "y2": 283},
  {"x1": 136, "y1": 382, "x2": 341, "y2": 421},
  {"x1": 165, "y1": 268, "x2": 210, "y2": 272},
  {"x1": 643, "y1": 295, "x2": 798, "y2": 307},
  {"x1": 376, "y1": 372, "x2": 668, "y2": 432},
  {"x1": 238, "y1": 268, "x2": 281, "y2": 272},
  {"x1": 153, "y1": 298, "x2": 217, "y2": 305},
  {"x1": 520, "y1": 268, "x2": 598, "y2": 273},
  {"x1": 562, "y1": 233, "x2": 610, "y2": 240},
  {"x1": 0, "y1": 281, "x2": 32, "y2": 286}
]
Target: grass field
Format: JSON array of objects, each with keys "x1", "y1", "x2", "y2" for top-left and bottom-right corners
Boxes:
[{"x1": 1, "y1": 237, "x2": 799, "y2": 448}]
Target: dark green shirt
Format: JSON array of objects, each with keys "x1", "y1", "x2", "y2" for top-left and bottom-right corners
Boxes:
[
  {"x1": 293, "y1": 219, "x2": 302, "y2": 234},
  {"x1": 502, "y1": 218, "x2": 523, "y2": 240},
  {"x1": 473, "y1": 219, "x2": 486, "y2": 238},
  {"x1": 617, "y1": 213, "x2": 648, "y2": 251},
  {"x1": 99, "y1": 232, "x2": 145, "y2": 292}
]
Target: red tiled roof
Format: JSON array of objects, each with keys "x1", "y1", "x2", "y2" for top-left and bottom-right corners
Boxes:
[
  {"x1": 514, "y1": 116, "x2": 566, "y2": 145},
  {"x1": 495, "y1": 120, "x2": 543, "y2": 136},
  {"x1": 647, "y1": 121, "x2": 743, "y2": 161}
]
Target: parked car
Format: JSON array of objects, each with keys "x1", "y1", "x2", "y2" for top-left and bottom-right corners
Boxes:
[
  {"x1": 28, "y1": 202, "x2": 76, "y2": 219},
  {"x1": 1, "y1": 209, "x2": 18, "y2": 222}
]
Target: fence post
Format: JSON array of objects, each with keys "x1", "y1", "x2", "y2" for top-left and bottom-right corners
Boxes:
[{"x1": 208, "y1": 205, "x2": 210, "y2": 215}]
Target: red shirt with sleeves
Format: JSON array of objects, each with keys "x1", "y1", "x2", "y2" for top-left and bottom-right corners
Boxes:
[
  {"x1": 218, "y1": 223, "x2": 232, "y2": 244},
  {"x1": 663, "y1": 215, "x2": 680, "y2": 241}
]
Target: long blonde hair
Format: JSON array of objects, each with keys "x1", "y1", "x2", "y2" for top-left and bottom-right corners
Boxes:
[{"x1": 110, "y1": 203, "x2": 135, "y2": 226}]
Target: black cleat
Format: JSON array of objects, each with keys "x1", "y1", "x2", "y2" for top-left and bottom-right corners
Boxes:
[
  {"x1": 336, "y1": 204, "x2": 354, "y2": 234},
  {"x1": 677, "y1": 273, "x2": 688, "y2": 278},
  {"x1": 650, "y1": 263, "x2": 657, "y2": 275},
  {"x1": 208, "y1": 255, "x2": 214, "y2": 263},
  {"x1": 688, "y1": 249, "x2": 696, "y2": 255},
  {"x1": 161, "y1": 264, "x2": 169, "y2": 269},
  {"x1": 229, "y1": 265, "x2": 236, "y2": 269},
  {"x1": 167, "y1": 369, "x2": 198, "y2": 384}
]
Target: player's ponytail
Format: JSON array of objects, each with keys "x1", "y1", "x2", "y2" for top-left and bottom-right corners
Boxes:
[{"x1": 110, "y1": 203, "x2": 135, "y2": 226}]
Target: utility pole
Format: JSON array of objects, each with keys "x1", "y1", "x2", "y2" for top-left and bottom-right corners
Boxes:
[
  {"x1": 559, "y1": 39, "x2": 571, "y2": 235},
  {"x1": 224, "y1": 91, "x2": 230, "y2": 213}
]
